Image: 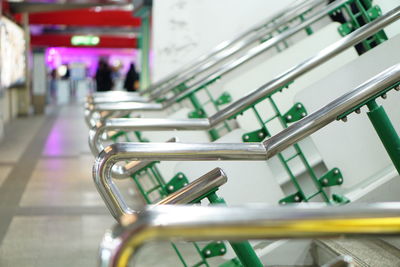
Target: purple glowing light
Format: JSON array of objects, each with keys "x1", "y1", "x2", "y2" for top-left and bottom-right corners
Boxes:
[{"x1": 45, "y1": 47, "x2": 140, "y2": 76}]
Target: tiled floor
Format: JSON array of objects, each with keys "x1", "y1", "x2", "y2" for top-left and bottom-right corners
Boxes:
[
  {"x1": 0, "y1": 104, "x2": 225, "y2": 267},
  {"x1": 0, "y1": 105, "x2": 121, "y2": 267}
]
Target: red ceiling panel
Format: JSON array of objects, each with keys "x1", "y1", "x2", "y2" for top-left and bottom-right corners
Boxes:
[
  {"x1": 31, "y1": 34, "x2": 137, "y2": 48},
  {"x1": 29, "y1": 9, "x2": 141, "y2": 27}
]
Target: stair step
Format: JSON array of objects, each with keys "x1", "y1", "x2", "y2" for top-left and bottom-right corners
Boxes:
[{"x1": 313, "y1": 239, "x2": 400, "y2": 267}]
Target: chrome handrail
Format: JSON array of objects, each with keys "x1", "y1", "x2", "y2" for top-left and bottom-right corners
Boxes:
[
  {"x1": 86, "y1": 0, "x2": 351, "y2": 124},
  {"x1": 96, "y1": 164, "x2": 227, "y2": 220},
  {"x1": 109, "y1": 137, "x2": 178, "y2": 179},
  {"x1": 141, "y1": 0, "x2": 326, "y2": 98},
  {"x1": 88, "y1": 6, "x2": 400, "y2": 155},
  {"x1": 98, "y1": 203, "x2": 400, "y2": 267},
  {"x1": 92, "y1": 65, "x2": 400, "y2": 208},
  {"x1": 147, "y1": 0, "x2": 328, "y2": 100},
  {"x1": 87, "y1": 91, "x2": 147, "y2": 104},
  {"x1": 89, "y1": 118, "x2": 210, "y2": 155}
]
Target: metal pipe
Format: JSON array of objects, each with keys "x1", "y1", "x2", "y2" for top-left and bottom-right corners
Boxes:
[
  {"x1": 98, "y1": 203, "x2": 400, "y2": 267},
  {"x1": 263, "y1": 64, "x2": 400, "y2": 157},
  {"x1": 208, "y1": 6, "x2": 400, "y2": 124},
  {"x1": 92, "y1": 65, "x2": 400, "y2": 212},
  {"x1": 168, "y1": 0, "x2": 351, "y2": 105},
  {"x1": 108, "y1": 137, "x2": 178, "y2": 179},
  {"x1": 89, "y1": 118, "x2": 210, "y2": 156},
  {"x1": 88, "y1": 95, "x2": 148, "y2": 104},
  {"x1": 156, "y1": 168, "x2": 227, "y2": 205},
  {"x1": 88, "y1": 0, "x2": 350, "y2": 117},
  {"x1": 88, "y1": 91, "x2": 141, "y2": 101},
  {"x1": 88, "y1": 5, "x2": 400, "y2": 131},
  {"x1": 142, "y1": 0, "x2": 326, "y2": 98},
  {"x1": 93, "y1": 162, "x2": 227, "y2": 220},
  {"x1": 148, "y1": 0, "x2": 328, "y2": 100}
]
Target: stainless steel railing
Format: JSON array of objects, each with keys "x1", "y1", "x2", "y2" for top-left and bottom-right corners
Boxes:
[
  {"x1": 88, "y1": 0, "x2": 325, "y2": 104},
  {"x1": 97, "y1": 161, "x2": 227, "y2": 220},
  {"x1": 92, "y1": 64, "x2": 400, "y2": 218},
  {"x1": 98, "y1": 202, "x2": 400, "y2": 267},
  {"x1": 88, "y1": 6, "x2": 400, "y2": 155},
  {"x1": 85, "y1": 0, "x2": 352, "y2": 127},
  {"x1": 147, "y1": 0, "x2": 328, "y2": 101}
]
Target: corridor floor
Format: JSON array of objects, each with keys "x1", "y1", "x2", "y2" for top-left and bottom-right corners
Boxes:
[
  {"x1": 0, "y1": 104, "x2": 132, "y2": 267},
  {"x1": 0, "y1": 104, "x2": 229, "y2": 267}
]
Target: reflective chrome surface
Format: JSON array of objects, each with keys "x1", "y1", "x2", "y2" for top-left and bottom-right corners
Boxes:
[
  {"x1": 89, "y1": 118, "x2": 210, "y2": 155},
  {"x1": 86, "y1": 0, "x2": 339, "y2": 122},
  {"x1": 156, "y1": 168, "x2": 227, "y2": 205},
  {"x1": 264, "y1": 64, "x2": 400, "y2": 158},
  {"x1": 148, "y1": 0, "x2": 328, "y2": 100},
  {"x1": 90, "y1": 102, "x2": 163, "y2": 112},
  {"x1": 88, "y1": 95, "x2": 148, "y2": 104},
  {"x1": 99, "y1": 203, "x2": 400, "y2": 267},
  {"x1": 167, "y1": 0, "x2": 350, "y2": 104},
  {"x1": 93, "y1": 162, "x2": 227, "y2": 220},
  {"x1": 88, "y1": 5, "x2": 400, "y2": 131},
  {"x1": 92, "y1": 65, "x2": 400, "y2": 220},
  {"x1": 109, "y1": 137, "x2": 178, "y2": 179}
]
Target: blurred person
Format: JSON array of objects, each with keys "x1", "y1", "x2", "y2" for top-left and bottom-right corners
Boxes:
[
  {"x1": 95, "y1": 59, "x2": 113, "y2": 92},
  {"x1": 123, "y1": 63, "x2": 140, "y2": 92},
  {"x1": 49, "y1": 68, "x2": 58, "y2": 103}
]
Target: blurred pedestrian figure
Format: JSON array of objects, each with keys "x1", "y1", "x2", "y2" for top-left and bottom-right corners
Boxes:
[
  {"x1": 123, "y1": 63, "x2": 140, "y2": 92},
  {"x1": 95, "y1": 59, "x2": 113, "y2": 92},
  {"x1": 49, "y1": 68, "x2": 57, "y2": 103}
]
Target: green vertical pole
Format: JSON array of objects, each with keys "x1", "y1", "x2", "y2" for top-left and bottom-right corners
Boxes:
[
  {"x1": 207, "y1": 192, "x2": 263, "y2": 267},
  {"x1": 139, "y1": 8, "x2": 151, "y2": 90},
  {"x1": 366, "y1": 100, "x2": 400, "y2": 175}
]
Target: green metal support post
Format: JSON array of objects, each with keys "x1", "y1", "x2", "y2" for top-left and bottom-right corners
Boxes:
[
  {"x1": 207, "y1": 192, "x2": 263, "y2": 267},
  {"x1": 366, "y1": 100, "x2": 400, "y2": 175},
  {"x1": 138, "y1": 8, "x2": 151, "y2": 90}
]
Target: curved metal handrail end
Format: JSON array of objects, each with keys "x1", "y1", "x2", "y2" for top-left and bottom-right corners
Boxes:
[
  {"x1": 157, "y1": 167, "x2": 227, "y2": 205},
  {"x1": 89, "y1": 118, "x2": 211, "y2": 157},
  {"x1": 99, "y1": 203, "x2": 400, "y2": 267},
  {"x1": 93, "y1": 141, "x2": 230, "y2": 219},
  {"x1": 94, "y1": 140, "x2": 234, "y2": 221}
]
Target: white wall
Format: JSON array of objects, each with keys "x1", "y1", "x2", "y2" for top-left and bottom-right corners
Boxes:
[
  {"x1": 152, "y1": 0, "x2": 295, "y2": 82},
  {"x1": 32, "y1": 52, "x2": 47, "y2": 96}
]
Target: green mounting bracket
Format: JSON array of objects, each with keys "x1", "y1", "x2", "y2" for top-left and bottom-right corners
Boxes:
[
  {"x1": 188, "y1": 108, "x2": 207, "y2": 119},
  {"x1": 318, "y1": 168, "x2": 343, "y2": 187},
  {"x1": 220, "y1": 258, "x2": 243, "y2": 267},
  {"x1": 173, "y1": 83, "x2": 188, "y2": 94},
  {"x1": 242, "y1": 128, "x2": 269, "y2": 142},
  {"x1": 338, "y1": 22, "x2": 353, "y2": 36},
  {"x1": 332, "y1": 193, "x2": 351, "y2": 204},
  {"x1": 283, "y1": 102, "x2": 307, "y2": 123},
  {"x1": 337, "y1": 82, "x2": 400, "y2": 120},
  {"x1": 165, "y1": 172, "x2": 189, "y2": 194},
  {"x1": 279, "y1": 192, "x2": 303, "y2": 204},
  {"x1": 155, "y1": 97, "x2": 166, "y2": 103},
  {"x1": 216, "y1": 92, "x2": 232, "y2": 106},
  {"x1": 201, "y1": 241, "x2": 227, "y2": 258},
  {"x1": 338, "y1": 5, "x2": 382, "y2": 37},
  {"x1": 134, "y1": 131, "x2": 149, "y2": 142},
  {"x1": 110, "y1": 131, "x2": 126, "y2": 142},
  {"x1": 367, "y1": 5, "x2": 382, "y2": 20}
]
